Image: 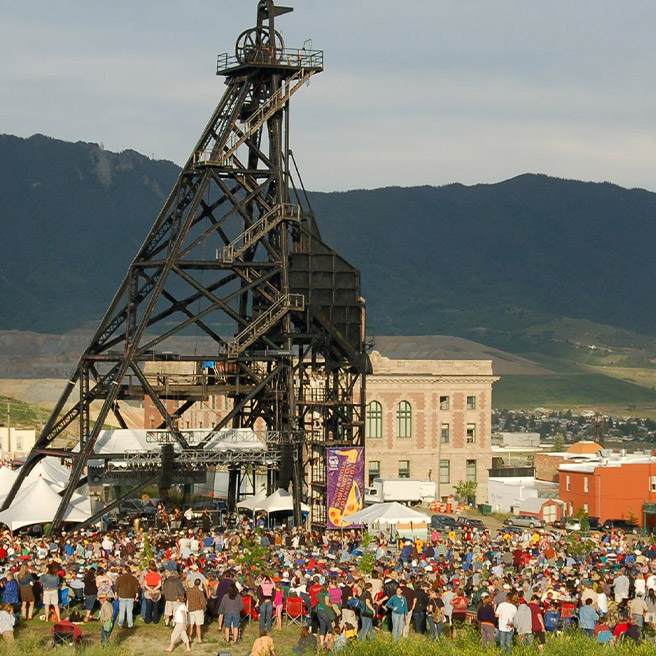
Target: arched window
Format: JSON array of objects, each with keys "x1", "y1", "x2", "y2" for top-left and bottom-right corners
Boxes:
[
  {"x1": 365, "y1": 401, "x2": 383, "y2": 439},
  {"x1": 396, "y1": 401, "x2": 412, "y2": 438}
]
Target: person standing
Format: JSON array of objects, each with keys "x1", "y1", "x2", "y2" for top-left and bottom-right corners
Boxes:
[
  {"x1": 413, "y1": 582, "x2": 429, "y2": 635},
  {"x1": 579, "y1": 598, "x2": 599, "y2": 637},
  {"x1": 451, "y1": 587, "x2": 468, "y2": 639},
  {"x1": 164, "y1": 595, "x2": 191, "y2": 652},
  {"x1": 17, "y1": 564, "x2": 35, "y2": 621},
  {"x1": 163, "y1": 570, "x2": 186, "y2": 627},
  {"x1": 385, "y1": 587, "x2": 408, "y2": 640},
  {"x1": 83, "y1": 568, "x2": 98, "y2": 622},
  {"x1": 358, "y1": 582, "x2": 375, "y2": 642},
  {"x1": 496, "y1": 591, "x2": 517, "y2": 652},
  {"x1": 114, "y1": 565, "x2": 140, "y2": 629},
  {"x1": 528, "y1": 594, "x2": 546, "y2": 651},
  {"x1": 629, "y1": 591, "x2": 648, "y2": 628},
  {"x1": 218, "y1": 583, "x2": 243, "y2": 644},
  {"x1": 142, "y1": 563, "x2": 163, "y2": 625},
  {"x1": 257, "y1": 575, "x2": 275, "y2": 633},
  {"x1": 99, "y1": 593, "x2": 114, "y2": 645},
  {"x1": 40, "y1": 563, "x2": 61, "y2": 623},
  {"x1": 477, "y1": 593, "x2": 496, "y2": 648},
  {"x1": 514, "y1": 597, "x2": 533, "y2": 644},
  {"x1": 186, "y1": 578, "x2": 207, "y2": 645}
]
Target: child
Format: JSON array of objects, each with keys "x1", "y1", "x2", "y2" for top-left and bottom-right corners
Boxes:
[
  {"x1": 99, "y1": 594, "x2": 114, "y2": 645},
  {"x1": 0, "y1": 603, "x2": 16, "y2": 642},
  {"x1": 274, "y1": 584, "x2": 284, "y2": 630},
  {"x1": 164, "y1": 595, "x2": 191, "y2": 652}
]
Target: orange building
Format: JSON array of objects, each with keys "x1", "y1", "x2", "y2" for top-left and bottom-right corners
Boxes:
[{"x1": 559, "y1": 454, "x2": 656, "y2": 528}]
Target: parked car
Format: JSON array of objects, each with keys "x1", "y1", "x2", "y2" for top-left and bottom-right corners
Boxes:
[
  {"x1": 431, "y1": 514, "x2": 460, "y2": 530},
  {"x1": 503, "y1": 515, "x2": 545, "y2": 529},
  {"x1": 459, "y1": 517, "x2": 486, "y2": 529},
  {"x1": 501, "y1": 524, "x2": 524, "y2": 536},
  {"x1": 602, "y1": 519, "x2": 638, "y2": 533}
]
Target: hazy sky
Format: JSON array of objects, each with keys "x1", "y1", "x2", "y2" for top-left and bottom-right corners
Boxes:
[{"x1": 2, "y1": 0, "x2": 655, "y2": 192}]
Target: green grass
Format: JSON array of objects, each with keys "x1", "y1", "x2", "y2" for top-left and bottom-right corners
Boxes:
[
  {"x1": 0, "y1": 395, "x2": 51, "y2": 429},
  {"x1": 492, "y1": 373, "x2": 656, "y2": 409},
  {"x1": 5, "y1": 620, "x2": 651, "y2": 656}
]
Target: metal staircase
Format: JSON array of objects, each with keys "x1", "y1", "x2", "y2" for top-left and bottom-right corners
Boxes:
[
  {"x1": 220, "y1": 68, "x2": 315, "y2": 163},
  {"x1": 226, "y1": 292, "x2": 305, "y2": 358},
  {"x1": 216, "y1": 203, "x2": 300, "y2": 262}
]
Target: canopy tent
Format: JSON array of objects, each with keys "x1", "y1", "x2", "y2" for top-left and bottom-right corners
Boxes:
[
  {"x1": 253, "y1": 488, "x2": 309, "y2": 514},
  {"x1": 237, "y1": 488, "x2": 269, "y2": 510},
  {"x1": 0, "y1": 466, "x2": 18, "y2": 499},
  {"x1": 0, "y1": 477, "x2": 91, "y2": 532},
  {"x1": 24, "y1": 457, "x2": 71, "y2": 492},
  {"x1": 342, "y1": 502, "x2": 429, "y2": 527}
]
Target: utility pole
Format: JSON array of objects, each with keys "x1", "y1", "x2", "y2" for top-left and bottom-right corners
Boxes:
[{"x1": 6, "y1": 401, "x2": 10, "y2": 456}]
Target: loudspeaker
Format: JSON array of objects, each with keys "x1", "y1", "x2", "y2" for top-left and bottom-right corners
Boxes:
[
  {"x1": 159, "y1": 444, "x2": 175, "y2": 492},
  {"x1": 277, "y1": 440, "x2": 294, "y2": 490}
]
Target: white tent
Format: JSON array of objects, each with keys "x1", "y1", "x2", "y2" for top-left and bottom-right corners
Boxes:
[
  {"x1": 0, "y1": 467, "x2": 18, "y2": 499},
  {"x1": 0, "y1": 477, "x2": 91, "y2": 532},
  {"x1": 24, "y1": 457, "x2": 71, "y2": 492},
  {"x1": 253, "y1": 488, "x2": 309, "y2": 514},
  {"x1": 237, "y1": 488, "x2": 269, "y2": 510},
  {"x1": 342, "y1": 502, "x2": 429, "y2": 527}
]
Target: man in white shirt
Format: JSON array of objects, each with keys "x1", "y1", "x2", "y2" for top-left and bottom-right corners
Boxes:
[
  {"x1": 613, "y1": 571, "x2": 630, "y2": 602},
  {"x1": 496, "y1": 591, "x2": 517, "y2": 652}
]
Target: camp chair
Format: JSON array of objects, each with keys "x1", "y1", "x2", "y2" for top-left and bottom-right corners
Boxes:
[
  {"x1": 241, "y1": 596, "x2": 254, "y2": 626},
  {"x1": 596, "y1": 630, "x2": 613, "y2": 644},
  {"x1": 52, "y1": 626, "x2": 80, "y2": 648},
  {"x1": 286, "y1": 596, "x2": 305, "y2": 626}
]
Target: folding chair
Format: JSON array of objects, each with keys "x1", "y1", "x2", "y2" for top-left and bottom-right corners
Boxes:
[
  {"x1": 597, "y1": 630, "x2": 613, "y2": 644},
  {"x1": 285, "y1": 596, "x2": 305, "y2": 627},
  {"x1": 52, "y1": 626, "x2": 80, "y2": 648},
  {"x1": 240, "y1": 596, "x2": 253, "y2": 626}
]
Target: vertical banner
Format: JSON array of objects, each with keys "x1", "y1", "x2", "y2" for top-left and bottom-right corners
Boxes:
[{"x1": 326, "y1": 446, "x2": 364, "y2": 528}]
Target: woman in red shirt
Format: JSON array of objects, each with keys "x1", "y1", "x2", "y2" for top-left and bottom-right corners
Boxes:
[{"x1": 451, "y1": 587, "x2": 469, "y2": 638}]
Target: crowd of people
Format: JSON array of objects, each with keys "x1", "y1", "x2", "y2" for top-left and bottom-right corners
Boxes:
[{"x1": 0, "y1": 509, "x2": 654, "y2": 652}]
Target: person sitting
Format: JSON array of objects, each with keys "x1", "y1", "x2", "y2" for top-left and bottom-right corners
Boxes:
[
  {"x1": 292, "y1": 626, "x2": 317, "y2": 655},
  {"x1": 611, "y1": 613, "x2": 633, "y2": 645},
  {"x1": 52, "y1": 610, "x2": 83, "y2": 646}
]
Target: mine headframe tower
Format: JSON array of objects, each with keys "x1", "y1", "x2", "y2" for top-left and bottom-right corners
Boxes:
[{"x1": 2, "y1": 0, "x2": 370, "y2": 532}]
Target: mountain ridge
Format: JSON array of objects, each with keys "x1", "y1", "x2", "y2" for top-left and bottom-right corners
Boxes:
[{"x1": 2, "y1": 133, "x2": 656, "y2": 356}]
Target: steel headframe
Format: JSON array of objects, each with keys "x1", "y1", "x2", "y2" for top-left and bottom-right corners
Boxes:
[{"x1": 3, "y1": 0, "x2": 369, "y2": 533}]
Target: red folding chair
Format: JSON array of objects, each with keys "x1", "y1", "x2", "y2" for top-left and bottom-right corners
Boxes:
[
  {"x1": 285, "y1": 596, "x2": 305, "y2": 626},
  {"x1": 241, "y1": 596, "x2": 255, "y2": 626}
]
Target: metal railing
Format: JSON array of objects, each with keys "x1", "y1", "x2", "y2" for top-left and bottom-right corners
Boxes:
[{"x1": 217, "y1": 47, "x2": 323, "y2": 74}]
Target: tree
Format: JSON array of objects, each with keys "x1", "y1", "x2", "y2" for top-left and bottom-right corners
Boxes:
[
  {"x1": 454, "y1": 480, "x2": 478, "y2": 506},
  {"x1": 553, "y1": 432, "x2": 565, "y2": 452},
  {"x1": 236, "y1": 536, "x2": 270, "y2": 576},
  {"x1": 575, "y1": 507, "x2": 590, "y2": 534}
]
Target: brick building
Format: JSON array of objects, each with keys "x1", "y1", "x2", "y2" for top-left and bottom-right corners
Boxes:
[
  {"x1": 364, "y1": 350, "x2": 498, "y2": 504},
  {"x1": 559, "y1": 452, "x2": 656, "y2": 528}
]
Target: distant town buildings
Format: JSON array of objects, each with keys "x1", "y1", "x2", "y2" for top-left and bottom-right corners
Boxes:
[{"x1": 0, "y1": 426, "x2": 35, "y2": 461}]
